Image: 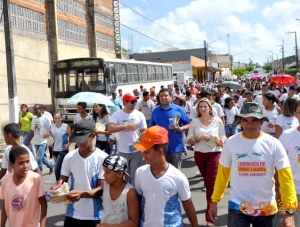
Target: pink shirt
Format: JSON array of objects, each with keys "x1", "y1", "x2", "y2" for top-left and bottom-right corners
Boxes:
[{"x1": 0, "y1": 171, "x2": 45, "y2": 227}]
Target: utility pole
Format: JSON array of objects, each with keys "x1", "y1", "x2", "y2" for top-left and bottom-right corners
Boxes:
[
  {"x1": 286, "y1": 31, "x2": 298, "y2": 73},
  {"x1": 204, "y1": 40, "x2": 208, "y2": 82},
  {"x1": 3, "y1": 0, "x2": 18, "y2": 123},
  {"x1": 282, "y1": 40, "x2": 285, "y2": 72}
]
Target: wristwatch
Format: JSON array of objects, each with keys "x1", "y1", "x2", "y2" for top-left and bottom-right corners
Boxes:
[
  {"x1": 286, "y1": 209, "x2": 295, "y2": 215},
  {"x1": 179, "y1": 127, "x2": 183, "y2": 132}
]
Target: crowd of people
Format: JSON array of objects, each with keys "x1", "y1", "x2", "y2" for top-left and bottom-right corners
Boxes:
[{"x1": 1, "y1": 75, "x2": 300, "y2": 227}]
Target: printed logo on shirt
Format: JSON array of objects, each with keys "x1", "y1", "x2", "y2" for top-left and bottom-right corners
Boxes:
[
  {"x1": 90, "y1": 162, "x2": 97, "y2": 171},
  {"x1": 236, "y1": 151, "x2": 267, "y2": 177},
  {"x1": 11, "y1": 194, "x2": 27, "y2": 212},
  {"x1": 295, "y1": 146, "x2": 300, "y2": 162},
  {"x1": 163, "y1": 186, "x2": 174, "y2": 195}
]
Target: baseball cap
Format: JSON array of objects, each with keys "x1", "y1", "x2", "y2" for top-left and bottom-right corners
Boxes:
[
  {"x1": 122, "y1": 93, "x2": 139, "y2": 102},
  {"x1": 70, "y1": 119, "x2": 95, "y2": 143},
  {"x1": 133, "y1": 126, "x2": 168, "y2": 152},
  {"x1": 289, "y1": 85, "x2": 296, "y2": 90},
  {"x1": 236, "y1": 102, "x2": 269, "y2": 122},
  {"x1": 102, "y1": 155, "x2": 131, "y2": 178}
]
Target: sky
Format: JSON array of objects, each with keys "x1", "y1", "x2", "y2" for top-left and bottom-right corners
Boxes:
[{"x1": 120, "y1": 0, "x2": 300, "y2": 65}]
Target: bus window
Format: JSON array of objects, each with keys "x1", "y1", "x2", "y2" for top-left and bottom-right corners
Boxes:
[
  {"x1": 163, "y1": 66, "x2": 168, "y2": 80},
  {"x1": 138, "y1": 65, "x2": 148, "y2": 82},
  {"x1": 156, "y1": 66, "x2": 162, "y2": 80},
  {"x1": 115, "y1": 63, "x2": 123, "y2": 84},
  {"x1": 68, "y1": 70, "x2": 76, "y2": 91},
  {"x1": 121, "y1": 64, "x2": 128, "y2": 84},
  {"x1": 167, "y1": 67, "x2": 172, "y2": 80},
  {"x1": 148, "y1": 65, "x2": 155, "y2": 81}
]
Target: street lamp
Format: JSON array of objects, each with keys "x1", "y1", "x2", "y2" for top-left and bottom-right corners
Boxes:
[
  {"x1": 204, "y1": 38, "x2": 222, "y2": 81},
  {"x1": 286, "y1": 31, "x2": 299, "y2": 73}
]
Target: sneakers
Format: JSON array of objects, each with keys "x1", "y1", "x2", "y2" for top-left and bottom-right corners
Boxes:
[{"x1": 49, "y1": 163, "x2": 55, "y2": 174}]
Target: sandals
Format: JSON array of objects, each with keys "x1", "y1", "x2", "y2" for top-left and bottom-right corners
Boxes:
[{"x1": 207, "y1": 221, "x2": 214, "y2": 227}]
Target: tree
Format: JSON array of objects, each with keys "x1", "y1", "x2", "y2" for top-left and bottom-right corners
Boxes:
[
  {"x1": 245, "y1": 66, "x2": 254, "y2": 72},
  {"x1": 263, "y1": 64, "x2": 272, "y2": 71},
  {"x1": 233, "y1": 68, "x2": 248, "y2": 76}
]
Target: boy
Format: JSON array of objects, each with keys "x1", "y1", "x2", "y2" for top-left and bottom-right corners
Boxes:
[
  {"x1": 97, "y1": 155, "x2": 139, "y2": 226},
  {"x1": 57, "y1": 119, "x2": 108, "y2": 227},
  {"x1": 1, "y1": 146, "x2": 47, "y2": 227},
  {"x1": 133, "y1": 125, "x2": 198, "y2": 227},
  {"x1": 0, "y1": 123, "x2": 41, "y2": 180},
  {"x1": 73, "y1": 102, "x2": 93, "y2": 124}
]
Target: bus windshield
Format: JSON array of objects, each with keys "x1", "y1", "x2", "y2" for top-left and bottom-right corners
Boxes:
[{"x1": 54, "y1": 68, "x2": 105, "y2": 98}]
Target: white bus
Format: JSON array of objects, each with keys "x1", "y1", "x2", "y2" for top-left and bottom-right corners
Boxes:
[{"x1": 52, "y1": 58, "x2": 173, "y2": 122}]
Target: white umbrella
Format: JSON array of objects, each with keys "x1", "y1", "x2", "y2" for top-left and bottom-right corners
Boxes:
[{"x1": 67, "y1": 92, "x2": 115, "y2": 106}]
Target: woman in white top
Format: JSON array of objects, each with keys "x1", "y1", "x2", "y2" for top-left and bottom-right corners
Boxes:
[
  {"x1": 187, "y1": 98, "x2": 226, "y2": 227},
  {"x1": 45, "y1": 112, "x2": 71, "y2": 181},
  {"x1": 93, "y1": 104, "x2": 112, "y2": 154},
  {"x1": 279, "y1": 100, "x2": 300, "y2": 227},
  {"x1": 253, "y1": 82, "x2": 262, "y2": 95},
  {"x1": 275, "y1": 97, "x2": 299, "y2": 139},
  {"x1": 224, "y1": 97, "x2": 239, "y2": 138},
  {"x1": 261, "y1": 93, "x2": 282, "y2": 136}
]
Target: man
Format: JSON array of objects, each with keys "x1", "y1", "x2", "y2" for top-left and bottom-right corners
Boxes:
[
  {"x1": 254, "y1": 84, "x2": 269, "y2": 106},
  {"x1": 175, "y1": 87, "x2": 184, "y2": 97},
  {"x1": 133, "y1": 126, "x2": 198, "y2": 227},
  {"x1": 190, "y1": 83, "x2": 199, "y2": 96},
  {"x1": 139, "y1": 85, "x2": 144, "y2": 98},
  {"x1": 208, "y1": 102, "x2": 297, "y2": 227},
  {"x1": 108, "y1": 93, "x2": 147, "y2": 186},
  {"x1": 149, "y1": 88, "x2": 190, "y2": 169},
  {"x1": 110, "y1": 91, "x2": 123, "y2": 114},
  {"x1": 39, "y1": 104, "x2": 54, "y2": 158},
  {"x1": 74, "y1": 102, "x2": 93, "y2": 124},
  {"x1": 149, "y1": 87, "x2": 157, "y2": 104},
  {"x1": 279, "y1": 85, "x2": 298, "y2": 105},
  {"x1": 57, "y1": 119, "x2": 108, "y2": 227},
  {"x1": 0, "y1": 123, "x2": 41, "y2": 180},
  {"x1": 217, "y1": 85, "x2": 229, "y2": 106},
  {"x1": 117, "y1": 88, "x2": 123, "y2": 100},
  {"x1": 26, "y1": 104, "x2": 55, "y2": 173},
  {"x1": 136, "y1": 91, "x2": 155, "y2": 126}
]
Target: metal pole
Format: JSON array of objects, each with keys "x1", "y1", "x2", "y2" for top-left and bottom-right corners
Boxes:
[
  {"x1": 282, "y1": 40, "x2": 285, "y2": 73},
  {"x1": 3, "y1": 0, "x2": 18, "y2": 123},
  {"x1": 295, "y1": 32, "x2": 299, "y2": 73},
  {"x1": 204, "y1": 40, "x2": 208, "y2": 82}
]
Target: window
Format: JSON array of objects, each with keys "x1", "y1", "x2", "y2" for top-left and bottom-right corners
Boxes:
[
  {"x1": 96, "y1": 32, "x2": 114, "y2": 50},
  {"x1": 148, "y1": 66, "x2": 155, "y2": 81},
  {"x1": 138, "y1": 65, "x2": 148, "y2": 82},
  {"x1": 156, "y1": 66, "x2": 162, "y2": 81},
  {"x1": 121, "y1": 64, "x2": 128, "y2": 84},
  {"x1": 128, "y1": 64, "x2": 138, "y2": 83},
  {"x1": 167, "y1": 67, "x2": 172, "y2": 80},
  {"x1": 95, "y1": 11, "x2": 114, "y2": 30},
  {"x1": 162, "y1": 66, "x2": 168, "y2": 80},
  {"x1": 58, "y1": 19, "x2": 86, "y2": 43}
]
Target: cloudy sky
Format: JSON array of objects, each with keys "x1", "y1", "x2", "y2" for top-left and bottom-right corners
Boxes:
[{"x1": 120, "y1": 0, "x2": 300, "y2": 65}]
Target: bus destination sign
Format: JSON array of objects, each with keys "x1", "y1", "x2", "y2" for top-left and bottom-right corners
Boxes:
[{"x1": 71, "y1": 60, "x2": 100, "y2": 68}]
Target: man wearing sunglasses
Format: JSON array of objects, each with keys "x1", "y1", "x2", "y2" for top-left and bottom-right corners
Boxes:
[{"x1": 108, "y1": 93, "x2": 147, "y2": 186}]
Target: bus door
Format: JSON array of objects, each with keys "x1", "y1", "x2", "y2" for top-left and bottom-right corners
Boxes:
[{"x1": 105, "y1": 63, "x2": 117, "y2": 96}]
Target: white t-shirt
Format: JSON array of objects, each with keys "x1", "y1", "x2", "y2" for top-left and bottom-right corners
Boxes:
[
  {"x1": 135, "y1": 99, "x2": 155, "y2": 120},
  {"x1": 279, "y1": 128, "x2": 300, "y2": 193},
  {"x1": 220, "y1": 132, "x2": 290, "y2": 214},
  {"x1": 31, "y1": 115, "x2": 51, "y2": 145},
  {"x1": 268, "y1": 89, "x2": 281, "y2": 97},
  {"x1": 109, "y1": 110, "x2": 147, "y2": 153},
  {"x1": 187, "y1": 117, "x2": 226, "y2": 152},
  {"x1": 73, "y1": 113, "x2": 93, "y2": 124},
  {"x1": 261, "y1": 107, "x2": 279, "y2": 134},
  {"x1": 61, "y1": 148, "x2": 108, "y2": 220},
  {"x1": 135, "y1": 164, "x2": 191, "y2": 227},
  {"x1": 279, "y1": 93, "x2": 298, "y2": 102},
  {"x1": 220, "y1": 93, "x2": 229, "y2": 106},
  {"x1": 1, "y1": 145, "x2": 38, "y2": 173},
  {"x1": 275, "y1": 115, "x2": 299, "y2": 132},
  {"x1": 237, "y1": 97, "x2": 246, "y2": 109},
  {"x1": 50, "y1": 123, "x2": 69, "y2": 151},
  {"x1": 212, "y1": 102, "x2": 225, "y2": 118},
  {"x1": 44, "y1": 111, "x2": 53, "y2": 123},
  {"x1": 224, "y1": 107, "x2": 239, "y2": 125},
  {"x1": 254, "y1": 95, "x2": 263, "y2": 107}
]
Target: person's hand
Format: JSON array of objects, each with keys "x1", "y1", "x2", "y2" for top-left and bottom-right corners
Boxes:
[
  {"x1": 63, "y1": 143, "x2": 70, "y2": 150},
  {"x1": 281, "y1": 213, "x2": 295, "y2": 227},
  {"x1": 126, "y1": 123, "x2": 138, "y2": 131},
  {"x1": 43, "y1": 132, "x2": 50, "y2": 138},
  {"x1": 201, "y1": 134, "x2": 210, "y2": 142},
  {"x1": 215, "y1": 136, "x2": 224, "y2": 147},
  {"x1": 268, "y1": 122, "x2": 275, "y2": 128},
  {"x1": 66, "y1": 190, "x2": 83, "y2": 202},
  {"x1": 107, "y1": 139, "x2": 115, "y2": 145},
  {"x1": 208, "y1": 202, "x2": 218, "y2": 223},
  {"x1": 50, "y1": 180, "x2": 63, "y2": 190},
  {"x1": 170, "y1": 125, "x2": 182, "y2": 132}
]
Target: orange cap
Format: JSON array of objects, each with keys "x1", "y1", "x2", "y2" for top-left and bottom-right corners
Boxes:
[{"x1": 133, "y1": 126, "x2": 168, "y2": 151}]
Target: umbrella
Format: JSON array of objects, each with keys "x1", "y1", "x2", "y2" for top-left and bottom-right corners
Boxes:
[
  {"x1": 252, "y1": 75, "x2": 262, "y2": 80},
  {"x1": 221, "y1": 81, "x2": 242, "y2": 90},
  {"x1": 67, "y1": 92, "x2": 115, "y2": 106},
  {"x1": 268, "y1": 74, "x2": 297, "y2": 86}
]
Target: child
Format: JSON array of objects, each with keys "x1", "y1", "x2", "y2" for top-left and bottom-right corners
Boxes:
[
  {"x1": 96, "y1": 155, "x2": 139, "y2": 227},
  {"x1": 133, "y1": 125, "x2": 199, "y2": 227},
  {"x1": 0, "y1": 146, "x2": 47, "y2": 227}
]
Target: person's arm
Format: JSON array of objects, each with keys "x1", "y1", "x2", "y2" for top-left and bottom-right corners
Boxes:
[
  {"x1": 38, "y1": 195, "x2": 47, "y2": 227},
  {"x1": 182, "y1": 199, "x2": 198, "y2": 227},
  {"x1": 275, "y1": 125, "x2": 282, "y2": 139},
  {"x1": 1, "y1": 200, "x2": 7, "y2": 227},
  {"x1": 25, "y1": 130, "x2": 34, "y2": 146},
  {"x1": 43, "y1": 126, "x2": 51, "y2": 139},
  {"x1": 277, "y1": 106, "x2": 282, "y2": 115},
  {"x1": 0, "y1": 168, "x2": 7, "y2": 180},
  {"x1": 108, "y1": 122, "x2": 137, "y2": 133}
]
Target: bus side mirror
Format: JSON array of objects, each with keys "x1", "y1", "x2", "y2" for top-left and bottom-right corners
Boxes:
[{"x1": 48, "y1": 79, "x2": 51, "y2": 88}]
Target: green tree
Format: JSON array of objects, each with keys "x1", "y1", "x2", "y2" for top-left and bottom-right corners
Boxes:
[
  {"x1": 245, "y1": 66, "x2": 254, "y2": 72},
  {"x1": 263, "y1": 64, "x2": 272, "y2": 71},
  {"x1": 233, "y1": 68, "x2": 248, "y2": 76},
  {"x1": 284, "y1": 68, "x2": 297, "y2": 76}
]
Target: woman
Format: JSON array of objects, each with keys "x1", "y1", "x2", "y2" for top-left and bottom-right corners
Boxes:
[
  {"x1": 93, "y1": 103, "x2": 112, "y2": 155},
  {"x1": 275, "y1": 97, "x2": 299, "y2": 139},
  {"x1": 261, "y1": 93, "x2": 282, "y2": 136},
  {"x1": 278, "y1": 100, "x2": 300, "y2": 227},
  {"x1": 224, "y1": 97, "x2": 239, "y2": 138},
  {"x1": 253, "y1": 83, "x2": 262, "y2": 95},
  {"x1": 187, "y1": 98, "x2": 226, "y2": 227},
  {"x1": 18, "y1": 104, "x2": 35, "y2": 157},
  {"x1": 45, "y1": 112, "x2": 71, "y2": 181}
]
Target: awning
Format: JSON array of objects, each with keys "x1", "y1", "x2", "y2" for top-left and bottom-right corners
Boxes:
[
  {"x1": 286, "y1": 61, "x2": 298, "y2": 68},
  {"x1": 192, "y1": 65, "x2": 223, "y2": 72}
]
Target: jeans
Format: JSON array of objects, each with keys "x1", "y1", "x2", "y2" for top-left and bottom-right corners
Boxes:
[
  {"x1": 225, "y1": 125, "x2": 238, "y2": 135},
  {"x1": 96, "y1": 140, "x2": 112, "y2": 155},
  {"x1": 64, "y1": 216, "x2": 99, "y2": 227},
  {"x1": 21, "y1": 131, "x2": 35, "y2": 158},
  {"x1": 35, "y1": 143, "x2": 54, "y2": 172},
  {"x1": 53, "y1": 151, "x2": 66, "y2": 182},
  {"x1": 194, "y1": 151, "x2": 221, "y2": 222},
  {"x1": 228, "y1": 209, "x2": 276, "y2": 227},
  {"x1": 166, "y1": 152, "x2": 183, "y2": 170}
]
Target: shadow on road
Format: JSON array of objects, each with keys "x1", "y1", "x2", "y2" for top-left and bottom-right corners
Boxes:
[{"x1": 46, "y1": 214, "x2": 65, "y2": 227}]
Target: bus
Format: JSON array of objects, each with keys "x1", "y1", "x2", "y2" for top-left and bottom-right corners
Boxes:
[{"x1": 52, "y1": 57, "x2": 173, "y2": 122}]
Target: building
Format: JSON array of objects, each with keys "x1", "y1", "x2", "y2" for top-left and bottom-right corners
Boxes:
[{"x1": 0, "y1": 0, "x2": 116, "y2": 128}]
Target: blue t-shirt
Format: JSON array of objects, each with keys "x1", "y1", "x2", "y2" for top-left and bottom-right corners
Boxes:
[
  {"x1": 149, "y1": 103, "x2": 190, "y2": 153},
  {"x1": 110, "y1": 98, "x2": 122, "y2": 114}
]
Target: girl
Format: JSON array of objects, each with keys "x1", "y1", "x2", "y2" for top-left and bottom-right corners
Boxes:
[{"x1": 224, "y1": 97, "x2": 239, "y2": 138}]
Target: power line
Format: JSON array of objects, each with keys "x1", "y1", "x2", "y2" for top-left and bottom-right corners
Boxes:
[{"x1": 120, "y1": 1, "x2": 202, "y2": 43}]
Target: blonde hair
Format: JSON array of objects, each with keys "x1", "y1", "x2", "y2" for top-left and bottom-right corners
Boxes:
[{"x1": 197, "y1": 98, "x2": 214, "y2": 117}]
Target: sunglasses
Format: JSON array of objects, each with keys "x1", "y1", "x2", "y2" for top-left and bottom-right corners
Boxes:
[{"x1": 127, "y1": 100, "x2": 137, "y2": 104}]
